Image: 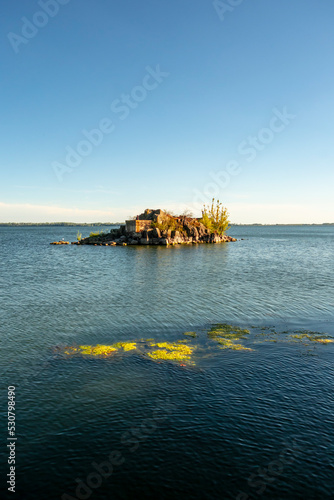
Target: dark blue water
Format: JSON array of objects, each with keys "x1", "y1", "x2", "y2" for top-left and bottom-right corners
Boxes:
[{"x1": 1, "y1": 225, "x2": 333, "y2": 499}]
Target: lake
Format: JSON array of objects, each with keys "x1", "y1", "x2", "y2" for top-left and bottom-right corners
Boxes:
[{"x1": 1, "y1": 225, "x2": 333, "y2": 499}]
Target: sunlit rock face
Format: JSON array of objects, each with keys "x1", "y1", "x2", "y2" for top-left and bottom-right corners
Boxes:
[{"x1": 76, "y1": 209, "x2": 237, "y2": 246}]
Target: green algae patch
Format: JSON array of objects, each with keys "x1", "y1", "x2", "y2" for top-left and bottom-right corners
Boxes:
[
  {"x1": 208, "y1": 323, "x2": 250, "y2": 340},
  {"x1": 63, "y1": 342, "x2": 137, "y2": 358},
  {"x1": 250, "y1": 326, "x2": 334, "y2": 349},
  {"x1": 216, "y1": 338, "x2": 253, "y2": 351},
  {"x1": 110, "y1": 342, "x2": 137, "y2": 351},
  {"x1": 207, "y1": 323, "x2": 252, "y2": 351},
  {"x1": 183, "y1": 331, "x2": 197, "y2": 338},
  {"x1": 62, "y1": 340, "x2": 196, "y2": 364},
  {"x1": 147, "y1": 342, "x2": 195, "y2": 364},
  {"x1": 148, "y1": 349, "x2": 192, "y2": 361},
  {"x1": 290, "y1": 334, "x2": 333, "y2": 344},
  {"x1": 121, "y1": 342, "x2": 137, "y2": 351},
  {"x1": 288, "y1": 329, "x2": 334, "y2": 345},
  {"x1": 64, "y1": 345, "x2": 118, "y2": 357},
  {"x1": 58, "y1": 323, "x2": 334, "y2": 365},
  {"x1": 149, "y1": 341, "x2": 191, "y2": 351}
]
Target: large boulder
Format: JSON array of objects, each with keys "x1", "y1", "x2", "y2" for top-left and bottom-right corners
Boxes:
[
  {"x1": 138, "y1": 208, "x2": 166, "y2": 222},
  {"x1": 151, "y1": 227, "x2": 161, "y2": 238},
  {"x1": 183, "y1": 221, "x2": 192, "y2": 237},
  {"x1": 147, "y1": 229, "x2": 154, "y2": 240},
  {"x1": 191, "y1": 227, "x2": 198, "y2": 240},
  {"x1": 197, "y1": 223, "x2": 206, "y2": 238}
]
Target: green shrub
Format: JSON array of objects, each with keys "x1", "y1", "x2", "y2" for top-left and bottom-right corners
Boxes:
[
  {"x1": 89, "y1": 230, "x2": 104, "y2": 238},
  {"x1": 200, "y1": 198, "x2": 230, "y2": 235},
  {"x1": 151, "y1": 215, "x2": 183, "y2": 233}
]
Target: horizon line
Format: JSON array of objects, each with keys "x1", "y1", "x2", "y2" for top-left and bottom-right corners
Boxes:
[{"x1": 0, "y1": 222, "x2": 333, "y2": 226}]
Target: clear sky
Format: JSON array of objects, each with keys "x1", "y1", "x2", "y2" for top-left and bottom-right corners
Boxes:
[{"x1": 1, "y1": 0, "x2": 334, "y2": 223}]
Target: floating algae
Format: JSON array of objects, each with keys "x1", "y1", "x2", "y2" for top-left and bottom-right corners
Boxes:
[
  {"x1": 147, "y1": 349, "x2": 192, "y2": 361},
  {"x1": 216, "y1": 338, "x2": 253, "y2": 351},
  {"x1": 121, "y1": 342, "x2": 137, "y2": 351},
  {"x1": 110, "y1": 342, "x2": 137, "y2": 351},
  {"x1": 208, "y1": 323, "x2": 250, "y2": 339},
  {"x1": 63, "y1": 342, "x2": 137, "y2": 358},
  {"x1": 207, "y1": 323, "x2": 252, "y2": 351},
  {"x1": 61, "y1": 340, "x2": 196, "y2": 364},
  {"x1": 250, "y1": 326, "x2": 334, "y2": 349},
  {"x1": 147, "y1": 341, "x2": 195, "y2": 363},
  {"x1": 149, "y1": 342, "x2": 191, "y2": 350},
  {"x1": 59, "y1": 324, "x2": 333, "y2": 364},
  {"x1": 63, "y1": 345, "x2": 118, "y2": 357},
  {"x1": 183, "y1": 331, "x2": 197, "y2": 338},
  {"x1": 290, "y1": 333, "x2": 333, "y2": 344}
]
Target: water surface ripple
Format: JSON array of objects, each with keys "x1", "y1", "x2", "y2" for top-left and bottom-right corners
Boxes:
[{"x1": 0, "y1": 225, "x2": 333, "y2": 499}]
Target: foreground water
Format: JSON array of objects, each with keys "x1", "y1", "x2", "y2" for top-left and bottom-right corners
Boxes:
[{"x1": 0, "y1": 225, "x2": 333, "y2": 499}]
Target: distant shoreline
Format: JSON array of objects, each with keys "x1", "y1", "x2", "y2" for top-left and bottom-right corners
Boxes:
[
  {"x1": 0, "y1": 222, "x2": 122, "y2": 227},
  {"x1": 0, "y1": 223, "x2": 333, "y2": 227}
]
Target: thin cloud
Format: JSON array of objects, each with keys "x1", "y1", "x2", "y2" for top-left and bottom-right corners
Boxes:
[
  {"x1": 0, "y1": 202, "x2": 115, "y2": 222},
  {"x1": 12, "y1": 185, "x2": 120, "y2": 195}
]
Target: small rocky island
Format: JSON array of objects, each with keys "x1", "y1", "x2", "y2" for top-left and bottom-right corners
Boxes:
[{"x1": 65, "y1": 208, "x2": 237, "y2": 246}]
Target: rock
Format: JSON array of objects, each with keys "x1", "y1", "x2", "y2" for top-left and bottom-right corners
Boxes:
[
  {"x1": 141, "y1": 231, "x2": 149, "y2": 243},
  {"x1": 197, "y1": 223, "x2": 206, "y2": 237},
  {"x1": 151, "y1": 227, "x2": 161, "y2": 238},
  {"x1": 100, "y1": 207, "x2": 237, "y2": 248},
  {"x1": 183, "y1": 222, "x2": 193, "y2": 237}
]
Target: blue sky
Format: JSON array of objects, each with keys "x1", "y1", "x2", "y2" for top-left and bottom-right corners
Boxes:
[{"x1": 1, "y1": 0, "x2": 333, "y2": 223}]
